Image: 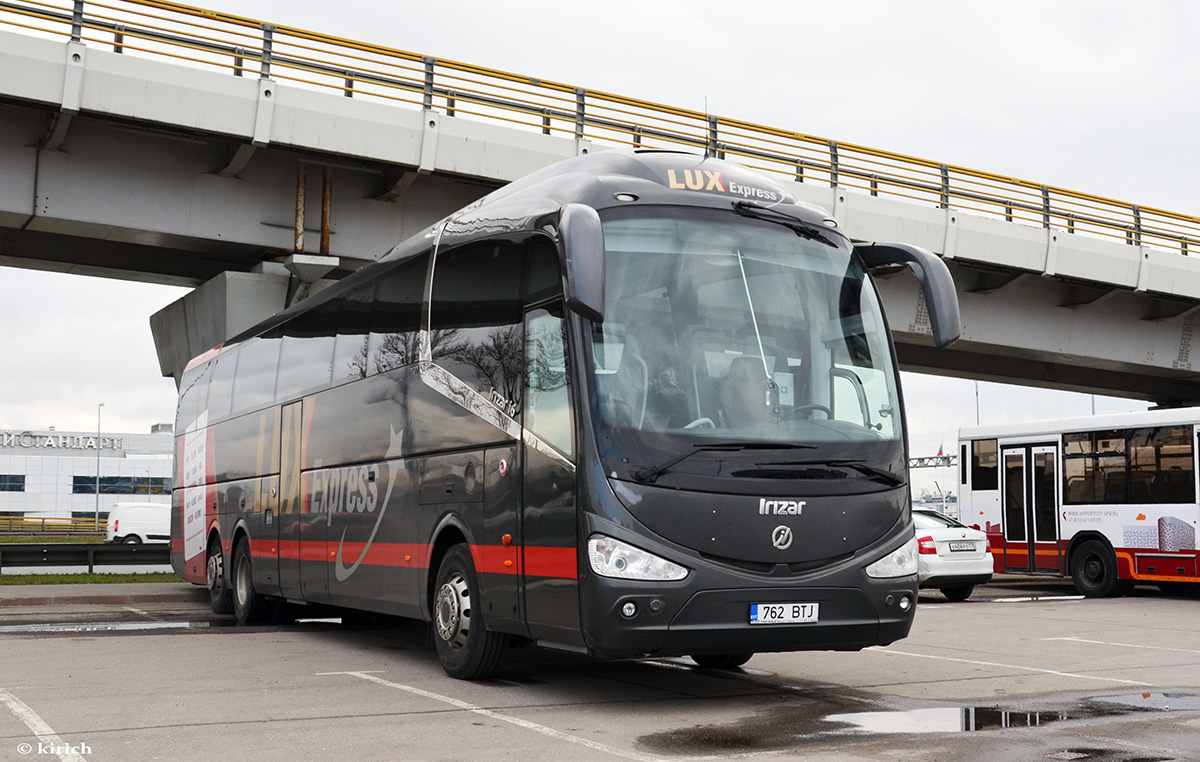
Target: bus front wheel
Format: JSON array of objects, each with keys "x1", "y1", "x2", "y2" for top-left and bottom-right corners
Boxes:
[
  {"x1": 207, "y1": 539, "x2": 233, "y2": 615},
  {"x1": 432, "y1": 545, "x2": 508, "y2": 680},
  {"x1": 1071, "y1": 540, "x2": 1120, "y2": 598},
  {"x1": 690, "y1": 653, "x2": 753, "y2": 669}
]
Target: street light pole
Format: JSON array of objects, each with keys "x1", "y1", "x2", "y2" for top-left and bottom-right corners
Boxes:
[{"x1": 95, "y1": 402, "x2": 104, "y2": 531}]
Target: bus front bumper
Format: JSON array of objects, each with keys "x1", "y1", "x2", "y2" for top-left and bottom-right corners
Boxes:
[{"x1": 579, "y1": 581, "x2": 917, "y2": 659}]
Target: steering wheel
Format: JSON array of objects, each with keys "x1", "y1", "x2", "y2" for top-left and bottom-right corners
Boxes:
[
  {"x1": 787, "y1": 404, "x2": 833, "y2": 420},
  {"x1": 683, "y1": 417, "x2": 716, "y2": 429}
]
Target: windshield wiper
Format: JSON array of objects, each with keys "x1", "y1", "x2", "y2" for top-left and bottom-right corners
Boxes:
[
  {"x1": 632, "y1": 442, "x2": 816, "y2": 484},
  {"x1": 732, "y1": 200, "x2": 840, "y2": 248},
  {"x1": 755, "y1": 458, "x2": 905, "y2": 488}
]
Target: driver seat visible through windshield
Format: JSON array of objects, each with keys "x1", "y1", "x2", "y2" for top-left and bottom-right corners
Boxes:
[{"x1": 718, "y1": 354, "x2": 776, "y2": 429}]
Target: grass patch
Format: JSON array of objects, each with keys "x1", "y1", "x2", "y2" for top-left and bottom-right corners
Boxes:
[
  {"x1": 0, "y1": 572, "x2": 183, "y2": 585},
  {"x1": 0, "y1": 535, "x2": 106, "y2": 544}
]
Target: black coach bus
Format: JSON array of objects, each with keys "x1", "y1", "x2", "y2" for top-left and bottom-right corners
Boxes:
[{"x1": 171, "y1": 149, "x2": 960, "y2": 679}]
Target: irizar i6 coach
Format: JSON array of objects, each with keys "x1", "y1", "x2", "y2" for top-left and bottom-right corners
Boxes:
[{"x1": 171, "y1": 149, "x2": 961, "y2": 679}]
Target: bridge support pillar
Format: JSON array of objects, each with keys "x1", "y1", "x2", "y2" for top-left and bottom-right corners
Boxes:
[{"x1": 149, "y1": 267, "x2": 290, "y2": 385}]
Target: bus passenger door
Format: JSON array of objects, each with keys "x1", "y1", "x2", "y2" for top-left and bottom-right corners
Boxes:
[
  {"x1": 258, "y1": 474, "x2": 281, "y2": 596},
  {"x1": 279, "y1": 401, "x2": 319, "y2": 600},
  {"x1": 1001, "y1": 444, "x2": 1062, "y2": 574},
  {"x1": 521, "y1": 303, "x2": 581, "y2": 644}
]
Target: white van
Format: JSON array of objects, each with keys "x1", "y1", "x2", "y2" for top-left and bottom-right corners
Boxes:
[{"x1": 105, "y1": 502, "x2": 171, "y2": 544}]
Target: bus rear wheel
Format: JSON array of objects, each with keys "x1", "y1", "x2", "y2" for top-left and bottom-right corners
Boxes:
[
  {"x1": 690, "y1": 653, "x2": 753, "y2": 669},
  {"x1": 432, "y1": 545, "x2": 508, "y2": 680},
  {"x1": 1071, "y1": 539, "x2": 1120, "y2": 598},
  {"x1": 232, "y1": 537, "x2": 273, "y2": 625},
  {"x1": 207, "y1": 539, "x2": 233, "y2": 615}
]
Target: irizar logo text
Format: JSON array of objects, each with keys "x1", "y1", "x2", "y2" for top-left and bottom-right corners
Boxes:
[{"x1": 760, "y1": 498, "x2": 805, "y2": 515}]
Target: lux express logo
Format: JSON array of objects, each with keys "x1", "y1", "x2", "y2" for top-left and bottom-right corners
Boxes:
[{"x1": 665, "y1": 169, "x2": 783, "y2": 202}]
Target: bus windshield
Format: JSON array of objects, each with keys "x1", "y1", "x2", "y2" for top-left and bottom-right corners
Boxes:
[{"x1": 592, "y1": 206, "x2": 903, "y2": 485}]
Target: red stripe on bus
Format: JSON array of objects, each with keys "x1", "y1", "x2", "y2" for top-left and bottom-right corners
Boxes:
[
  {"x1": 246, "y1": 536, "x2": 578, "y2": 578},
  {"x1": 470, "y1": 544, "x2": 522, "y2": 576},
  {"x1": 524, "y1": 546, "x2": 578, "y2": 579},
  {"x1": 336, "y1": 541, "x2": 428, "y2": 567}
]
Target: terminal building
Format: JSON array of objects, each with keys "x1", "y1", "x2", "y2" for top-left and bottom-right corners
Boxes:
[{"x1": 0, "y1": 425, "x2": 174, "y2": 520}]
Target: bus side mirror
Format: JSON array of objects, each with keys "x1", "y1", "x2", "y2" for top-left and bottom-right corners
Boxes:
[
  {"x1": 855, "y1": 242, "x2": 961, "y2": 349},
  {"x1": 559, "y1": 203, "x2": 605, "y2": 324}
]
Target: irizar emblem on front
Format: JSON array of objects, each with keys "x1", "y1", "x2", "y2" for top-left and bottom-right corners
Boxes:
[{"x1": 760, "y1": 498, "x2": 805, "y2": 515}]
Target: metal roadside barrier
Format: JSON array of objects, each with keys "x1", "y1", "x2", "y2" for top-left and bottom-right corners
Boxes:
[
  {"x1": 0, "y1": 516, "x2": 108, "y2": 533},
  {"x1": 0, "y1": 543, "x2": 170, "y2": 574}
]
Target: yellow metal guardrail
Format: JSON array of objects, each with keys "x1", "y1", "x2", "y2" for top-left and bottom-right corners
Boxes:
[
  {"x1": 0, "y1": 516, "x2": 107, "y2": 533},
  {"x1": 3, "y1": 0, "x2": 1199, "y2": 254}
]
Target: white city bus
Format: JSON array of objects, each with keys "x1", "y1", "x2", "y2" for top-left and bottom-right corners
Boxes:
[{"x1": 959, "y1": 408, "x2": 1199, "y2": 597}]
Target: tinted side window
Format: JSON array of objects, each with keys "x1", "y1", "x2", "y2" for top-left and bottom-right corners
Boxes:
[
  {"x1": 431, "y1": 240, "x2": 524, "y2": 415},
  {"x1": 332, "y1": 282, "x2": 374, "y2": 385},
  {"x1": 276, "y1": 301, "x2": 337, "y2": 401},
  {"x1": 525, "y1": 237, "x2": 562, "y2": 304},
  {"x1": 1064, "y1": 426, "x2": 1194, "y2": 505},
  {"x1": 369, "y1": 252, "x2": 429, "y2": 374},
  {"x1": 176, "y1": 363, "x2": 210, "y2": 432},
  {"x1": 971, "y1": 439, "x2": 998, "y2": 491},
  {"x1": 525, "y1": 304, "x2": 572, "y2": 457},
  {"x1": 231, "y1": 337, "x2": 282, "y2": 415},
  {"x1": 207, "y1": 348, "x2": 238, "y2": 422}
]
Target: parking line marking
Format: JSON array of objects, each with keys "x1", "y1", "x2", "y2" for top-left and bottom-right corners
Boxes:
[
  {"x1": 990, "y1": 595, "x2": 1084, "y2": 603},
  {"x1": 1046, "y1": 636, "x2": 1200, "y2": 656},
  {"x1": 868, "y1": 647, "x2": 1150, "y2": 686},
  {"x1": 330, "y1": 671, "x2": 663, "y2": 762},
  {"x1": 0, "y1": 690, "x2": 88, "y2": 762}
]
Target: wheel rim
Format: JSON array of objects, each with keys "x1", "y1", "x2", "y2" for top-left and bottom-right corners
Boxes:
[
  {"x1": 207, "y1": 548, "x2": 223, "y2": 591},
  {"x1": 435, "y1": 572, "x2": 471, "y2": 650},
  {"x1": 1081, "y1": 553, "x2": 1104, "y2": 586}
]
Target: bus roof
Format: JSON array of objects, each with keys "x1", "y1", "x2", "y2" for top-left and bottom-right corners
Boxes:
[{"x1": 958, "y1": 406, "x2": 1200, "y2": 440}]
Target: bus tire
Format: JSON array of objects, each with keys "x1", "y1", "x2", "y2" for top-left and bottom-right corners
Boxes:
[
  {"x1": 940, "y1": 585, "x2": 974, "y2": 602},
  {"x1": 207, "y1": 538, "x2": 233, "y2": 615},
  {"x1": 1070, "y1": 539, "x2": 1120, "y2": 598},
  {"x1": 432, "y1": 545, "x2": 508, "y2": 680},
  {"x1": 691, "y1": 653, "x2": 753, "y2": 669},
  {"x1": 232, "y1": 537, "x2": 273, "y2": 625}
]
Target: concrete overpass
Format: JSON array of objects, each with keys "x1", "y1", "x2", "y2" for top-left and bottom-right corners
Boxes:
[{"x1": 2, "y1": 0, "x2": 1200, "y2": 403}]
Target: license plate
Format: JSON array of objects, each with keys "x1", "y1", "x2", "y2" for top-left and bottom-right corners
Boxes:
[
  {"x1": 749, "y1": 602, "x2": 819, "y2": 625},
  {"x1": 949, "y1": 541, "x2": 976, "y2": 552}
]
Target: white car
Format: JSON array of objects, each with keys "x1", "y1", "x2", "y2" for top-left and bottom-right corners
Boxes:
[
  {"x1": 105, "y1": 502, "x2": 171, "y2": 544},
  {"x1": 913, "y1": 508, "x2": 993, "y2": 601}
]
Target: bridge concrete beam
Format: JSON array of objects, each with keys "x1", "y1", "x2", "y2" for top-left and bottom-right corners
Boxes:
[
  {"x1": 4, "y1": 27, "x2": 1200, "y2": 404},
  {"x1": 876, "y1": 261, "x2": 1200, "y2": 405}
]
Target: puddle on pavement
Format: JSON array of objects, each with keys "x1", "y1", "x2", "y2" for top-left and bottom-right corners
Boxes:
[{"x1": 638, "y1": 692, "x2": 1200, "y2": 755}]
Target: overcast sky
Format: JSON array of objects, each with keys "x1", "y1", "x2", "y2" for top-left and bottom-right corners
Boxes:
[{"x1": 4, "y1": 0, "x2": 1194, "y2": 495}]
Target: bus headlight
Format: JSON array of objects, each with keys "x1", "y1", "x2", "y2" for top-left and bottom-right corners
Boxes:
[
  {"x1": 864, "y1": 536, "x2": 918, "y2": 578},
  {"x1": 587, "y1": 534, "x2": 688, "y2": 581}
]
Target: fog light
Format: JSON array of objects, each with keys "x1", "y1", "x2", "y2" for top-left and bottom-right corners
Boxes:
[
  {"x1": 621, "y1": 601, "x2": 637, "y2": 618},
  {"x1": 898, "y1": 595, "x2": 912, "y2": 612}
]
